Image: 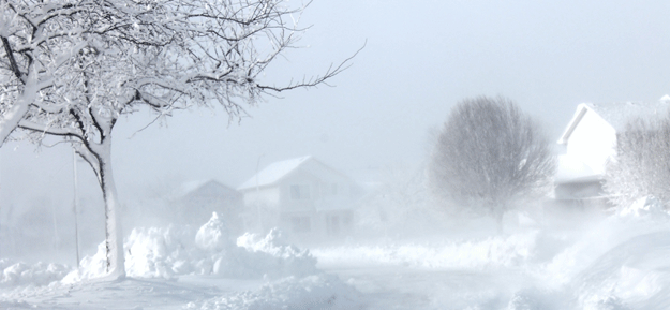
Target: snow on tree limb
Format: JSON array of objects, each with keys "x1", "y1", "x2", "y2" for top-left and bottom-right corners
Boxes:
[{"x1": 1, "y1": 0, "x2": 358, "y2": 278}]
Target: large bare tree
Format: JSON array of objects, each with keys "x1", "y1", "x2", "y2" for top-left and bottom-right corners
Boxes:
[
  {"x1": 604, "y1": 117, "x2": 670, "y2": 209},
  {"x1": 429, "y1": 96, "x2": 554, "y2": 233},
  {"x1": 0, "y1": 0, "x2": 357, "y2": 278}
]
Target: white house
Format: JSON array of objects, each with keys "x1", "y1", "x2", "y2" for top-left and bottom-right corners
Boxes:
[
  {"x1": 555, "y1": 99, "x2": 670, "y2": 208},
  {"x1": 237, "y1": 156, "x2": 360, "y2": 240}
]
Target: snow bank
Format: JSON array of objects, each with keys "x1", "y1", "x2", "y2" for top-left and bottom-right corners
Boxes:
[
  {"x1": 567, "y1": 232, "x2": 670, "y2": 310},
  {"x1": 65, "y1": 212, "x2": 317, "y2": 281},
  {"x1": 189, "y1": 274, "x2": 363, "y2": 310},
  {"x1": 529, "y1": 196, "x2": 670, "y2": 309},
  {"x1": 0, "y1": 259, "x2": 70, "y2": 286},
  {"x1": 543, "y1": 198, "x2": 670, "y2": 286},
  {"x1": 195, "y1": 212, "x2": 231, "y2": 251},
  {"x1": 312, "y1": 232, "x2": 538, "y2": 269}
]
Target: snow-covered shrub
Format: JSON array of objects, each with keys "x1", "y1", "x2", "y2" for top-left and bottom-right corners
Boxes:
[
  {"x1": 604, "y1": 115, "x2": 670, "y2": 209},
  {"x1": 618, "y1": 196, "x2": 668, "y2": 219},
  {"x1": 1, "y1": 259, "x2": 71, "y2": 286},
  {"x1": 65, "y1": 212, "x2": 318, "y2": 281},
  {"x1": 191, "y1": 274, "x2": 362, "y2": 310}
]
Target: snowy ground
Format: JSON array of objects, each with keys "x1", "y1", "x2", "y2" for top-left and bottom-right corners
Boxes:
[{"x1": 3, "y1": 200, "x2": 670, "y2": 310}]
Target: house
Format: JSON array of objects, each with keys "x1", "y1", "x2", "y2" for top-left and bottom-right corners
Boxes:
[
  {"x1": 555, "y1": 99, "x2": 670, "y2": 208},
  {"x1": 170, "y1": 180, "x2": 243, "y2": 233},
  {"x1": 237, "y1": 156, "x2": 360, "y2": 240}
]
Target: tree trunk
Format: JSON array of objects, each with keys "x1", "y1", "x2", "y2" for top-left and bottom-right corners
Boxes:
[{"x1": 96, "y1": 138, "x2": 125, "y2": 279}]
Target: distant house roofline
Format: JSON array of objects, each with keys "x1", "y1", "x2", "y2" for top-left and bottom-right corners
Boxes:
[
  {"x1": 237, "y1": 156, "x2": 359, "y2": 192},
  {"x1": 558, "y1": 100, "x2": 670, "y2": 145}
]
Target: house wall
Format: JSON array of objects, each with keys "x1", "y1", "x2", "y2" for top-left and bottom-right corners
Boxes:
[
  {"x1": 277, "y1": 164, "x2": 357, "y2": 238},
  {"x1": 566, "y1": 109, "x2": 617, "y2": 175},
  {"x1": 243, "y1": 187, "x2": 281, "y2": 208},
  {"x1": 240, "y1": 159, "x2": 359, "y2": 239}
]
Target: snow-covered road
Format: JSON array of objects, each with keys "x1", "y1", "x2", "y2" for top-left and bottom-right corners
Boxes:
[{"x1": 322, "y1": 266, "x2": 540, "y2": 310}]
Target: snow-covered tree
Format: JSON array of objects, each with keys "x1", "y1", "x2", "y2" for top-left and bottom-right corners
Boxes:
[
  {"x1": 429, "y1": 96, "x2": 554, "y2": 233},
  {"x1": 0, "y1": 0, "x2": 356, "y2": 278},
  {"x1": 604, "y1": 117, "x2": 670, "y2": 209}
]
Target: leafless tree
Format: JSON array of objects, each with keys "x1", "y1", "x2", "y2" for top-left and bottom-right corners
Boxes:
[
  {"x1": 0, "y1": 0, "x2": 358, "y2": 278},
  {"x1": 429, "y1": 96, "x2": 554, "y2": 233},
  {"x1": 604, "y1": 117, "x2": 670, "y2": 209}
]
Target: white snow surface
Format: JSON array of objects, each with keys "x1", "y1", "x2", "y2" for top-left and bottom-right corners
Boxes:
[
  {"x1": 5, "y1": 200, "x2": 670, "y2": 309},
  {"x1": 312, "y1": 232, "x2": 538, "y2": 269},
  {"x1": 189, "y1": 274, "x2": 363, "y2": 310}
]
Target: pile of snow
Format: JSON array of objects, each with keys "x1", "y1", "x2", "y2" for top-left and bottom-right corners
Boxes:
[
  {"x1": 189, "y1": 274, "x2": 363, "y2": 310},
  {"x1": 569, "y1": 232, "x2": 670, "y2": 309},
  {"x1": 543, "y1": 197, "x2": 670, "y2": 287},
  {"x1": 195, "y1": 212, "x2": 231, "y2": 251},
  {"x1": 534, "y1": 196, "x2": 670, "y2": 309},
  {"x1": 0, "y1": 259, "x2": 70, "y2": 287},
  {"x1": 312, "y1": 232, "x2": 538, "y2": 269},
  {"x1": 65, "y1": 212, "x2": 317, "y2": 281},
  {"x1": 236, "y1": 228, "x2": 318, "y2": 277}
]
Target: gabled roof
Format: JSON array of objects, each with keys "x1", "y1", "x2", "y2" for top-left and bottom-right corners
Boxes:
[
  {"x1": 237, "y1": 156, "x2": 312, "y2": 191},
  {"x1": 558, "y1": 98, "x2": 670, "y2": 145},
  {"x1": 179, "y1": 179, "x2": 237, "y2": 197}
]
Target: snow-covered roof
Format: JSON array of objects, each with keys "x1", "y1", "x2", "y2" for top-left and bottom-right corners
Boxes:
[
  {"x1": 177, "y1": 179, "x2": 235, "y2": 198},
  {"x1": 559, "y1": 97, "x2": 670, "y2": 144},
  {"x1": 237, "y1": 156, "x2": 312, "y2": 191}
]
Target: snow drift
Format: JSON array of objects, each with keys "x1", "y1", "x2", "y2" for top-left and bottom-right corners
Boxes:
[
  {"x1": 64, "y1": 212, "x2": 317, "y2": 281},
  {"x1": 312, "y1": 232, "x2": 538, "y2": 269},
  {"x1": 0, "y1": 259, "x2": 70, "y2": 287}
]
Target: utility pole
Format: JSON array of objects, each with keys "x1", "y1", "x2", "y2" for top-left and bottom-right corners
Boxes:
[{"x1": 73, "y1": 149, "x2": 80, "y2": 268}]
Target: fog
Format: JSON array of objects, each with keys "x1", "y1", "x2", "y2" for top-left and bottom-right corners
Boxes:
[{"x1": 2, "y1": 0, "x2": 670, "y2": 308}]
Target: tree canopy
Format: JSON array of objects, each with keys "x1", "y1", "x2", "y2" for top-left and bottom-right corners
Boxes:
[
  {"x1": 604, "y1": 116, "x2": 670, "y2": 208},
  {"x1": 1, "y1": 0, "x2": 357, "y2": 278},
  {"x1": 429, "y1": 96, "x2": 554, "y2": 232}
]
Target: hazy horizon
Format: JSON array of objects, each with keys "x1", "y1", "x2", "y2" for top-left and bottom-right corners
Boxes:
[{"x1": 2, "y1": 0, "x2": 670, "y2": 212}]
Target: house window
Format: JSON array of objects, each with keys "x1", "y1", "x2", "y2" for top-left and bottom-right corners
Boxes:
[
  {"x1": 292, "y1": 217, "x2": 311, "y2": 233},
  {"x1": 290, "y1": 184, "x2": 311, "y2": 199},
  {"x1": 331, "y1": 183, "x2": 338, "y2": 195}
]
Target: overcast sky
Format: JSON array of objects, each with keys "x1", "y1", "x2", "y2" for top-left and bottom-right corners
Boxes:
[{"x1": 3, "y1": 0, "x2": 670, "y2": 210}]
